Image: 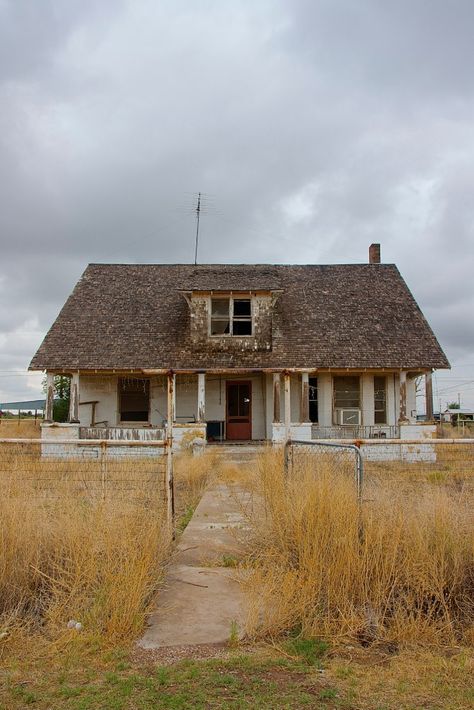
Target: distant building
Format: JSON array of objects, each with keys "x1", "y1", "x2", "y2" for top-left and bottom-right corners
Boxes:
[{"x1": 442, "y1": 407, "x2": 474, "y2": 425}]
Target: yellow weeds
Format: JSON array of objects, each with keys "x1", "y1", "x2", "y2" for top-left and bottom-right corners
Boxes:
[{"x1": 243, "y1": 450, "x2": 474, "y2": 647}]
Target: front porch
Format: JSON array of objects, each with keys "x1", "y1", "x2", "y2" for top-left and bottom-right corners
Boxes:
[{"x1": 41, "y1": 369, "x2": 437, "y2": 446}]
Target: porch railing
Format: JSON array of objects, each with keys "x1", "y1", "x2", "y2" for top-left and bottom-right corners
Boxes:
[
  {"x1": 311, "y1": 425, "x2": 400, "y2": 440},
  {"x1": 79, "y1": 426, "x2": 164, "y2": 441}
]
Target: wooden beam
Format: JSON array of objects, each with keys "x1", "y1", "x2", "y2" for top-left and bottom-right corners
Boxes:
[
  {"x1": 68, "y1": 373, "x2": 80, "y2": 423},
  {"x1": 284, "y1": 373, "x2": 291, "y2": 439},
  {"x1": 273, "y1": 372, "x2": 281, "y2": 423},
  {"x1": 300, "y1": 372, "x2": 310, "y2": 423},
  {"x1": 44, "y1": 372, "x2": 54, "y2": 422},
  {"x1": 197, "y1": 372, "x2": 206, "y2": 422},
  {"x1": 399, "y1": 371, "x2": 408, "y2": 423},
  {"x1": 425, "y1": 370, "x2": 434, "y2": 421}
]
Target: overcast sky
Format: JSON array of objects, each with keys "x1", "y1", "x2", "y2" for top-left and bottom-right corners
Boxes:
[{"x1": 1, "y1": 0, "x2": 473, "y2": 410}]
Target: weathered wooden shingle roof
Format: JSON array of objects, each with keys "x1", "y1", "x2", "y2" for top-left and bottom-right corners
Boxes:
[{"x1": 29, "y1": 263, "x2": 449, "y2": 371}]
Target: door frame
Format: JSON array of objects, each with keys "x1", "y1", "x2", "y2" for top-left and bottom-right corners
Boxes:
[{"x1": 225, "y1": 380, "x2": 252, "y2": 440}]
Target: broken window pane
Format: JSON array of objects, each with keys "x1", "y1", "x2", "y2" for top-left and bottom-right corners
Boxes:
[
  {"x1": 233, "y1": 320, "x2": 252, "y2": 335},
  {"x1": 211, "y1": 298, "x2": 231, "y2": 335},
  {"x1": 233, "y1": 299, "x2": 251, "y2": 317},
  {"x1": 374, "y1": 376, "x2": 387, "y2": 424},
  {"x1": 211, "y1": 319, "x2": 230, "y2": 335},
  {"x1": 210, "y1": 296, "x2": 252, "y2": 336},
  {"x1": 232, "y1": 298, "x2": 252, "y2": 335},
  {"x1": 119, "y1": 378, "x2": 150, "y2": 422},
  {"x1": 211, "y1": 298, "x2": 230, "y2": 317}
]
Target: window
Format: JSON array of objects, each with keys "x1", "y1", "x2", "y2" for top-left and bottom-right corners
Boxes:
[
  {"x1": 334, "y1": 376, "x2": 360, "y2": 409},
  {"x1": 374, "y1": 376, "x2": 387, "y2": 424},
  {"x1": 119, "y1": 378, "x2": 150, "y2": 422},
  {"x1": 309, "y1": 377, "x2": 318, "y2": 423},
  {"x1": 210, "y1": 297, "x2": 252, "y2": 336},
  {"x1": 333, "y1": 376, "x2": 361, "y2": 425}
]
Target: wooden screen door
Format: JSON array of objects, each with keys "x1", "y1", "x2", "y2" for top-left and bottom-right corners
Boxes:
[{"x1": 226, "y1": 381, "x2": 252, "y2": 440}]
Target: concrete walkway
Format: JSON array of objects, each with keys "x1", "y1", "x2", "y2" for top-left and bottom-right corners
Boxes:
[{"x1": 138, "y1": 484, "x2": 249, "y2": 649}]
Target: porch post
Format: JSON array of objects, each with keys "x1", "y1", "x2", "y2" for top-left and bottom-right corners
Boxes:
[
  {"x1": 273, "y1": 373, "x2": 281, "y2": 423},
  {"x1": 44, "y1": 372, "x2": 54, "y2": 422},
  {"x1": 300, "y1": 372, "x2": 310, "y2": 423},
  {"x1": 284, "y1": 372, "x2": 291, "y2": 439},
  {"x1": 425, "y1": 370, "x2": 434, "y2": 421},
  {"x1": 197, "y1": 372, "x2": 206, "y2": 422},
  {"x1": 68, "y1": 372, "x2": 80, "y2": 423},
  {"x1": 399, "y1": 370, "x2": 408, "y2": 423}
]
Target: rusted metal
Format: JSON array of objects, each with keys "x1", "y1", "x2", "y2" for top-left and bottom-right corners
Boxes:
[
  {"x1": 0, "y1": 438, "x2": 167, "y2": 445},
  {"x1": 6, "y1": 437, "x2": 474, "y2": 446},
  {"x1": 284, "y1": 439, "x2": 364, "y2": 503}
]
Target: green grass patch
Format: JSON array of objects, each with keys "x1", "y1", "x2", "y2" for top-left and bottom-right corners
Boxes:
[
  {"x1": 176, "y1": 505, "x2": 195, "y2": 534},
  {"x1": 1, "y1": 646, "x2": 472, "y2": 709},
  {"x1": 284, "y1": 636, "x2": 329, "y2": 667}
]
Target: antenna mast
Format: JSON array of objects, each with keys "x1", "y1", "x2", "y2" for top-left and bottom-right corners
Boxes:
[{"x1": 194, "y1": 192, "x2": 201, "y2": 265}]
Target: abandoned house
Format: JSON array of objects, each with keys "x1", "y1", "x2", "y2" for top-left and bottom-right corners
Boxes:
[{"x1": 29, "y1": 244, "x2": 449, "y2": 446}]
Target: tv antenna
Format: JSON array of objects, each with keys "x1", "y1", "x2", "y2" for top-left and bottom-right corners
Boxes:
[
  {"x1": 175, "y1": 192, "x2": 220, "y2": 263},
  {"x1": 194, "y1": 192, "x2": 201, "y2": 265}
]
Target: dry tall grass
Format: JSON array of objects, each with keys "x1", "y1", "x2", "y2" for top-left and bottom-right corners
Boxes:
[
  {"x1": 244, "y1": 450, "x2": 474, "y2": 648},
  {"x1": 0, "y1": 418, "x2": 41, "y2": 438},
  {"x1": 0, "y1": 445, "x2": 213, "y2": 660}
]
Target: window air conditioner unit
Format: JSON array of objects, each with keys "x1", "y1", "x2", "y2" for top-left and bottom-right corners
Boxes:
[{"x1": 337, "y1": 409, "x2": 361, "y2": 425}]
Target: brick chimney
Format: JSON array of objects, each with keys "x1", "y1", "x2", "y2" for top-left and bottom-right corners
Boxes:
[{"x1": 369, "y1": 243, "x2": 381, "y2": 264}]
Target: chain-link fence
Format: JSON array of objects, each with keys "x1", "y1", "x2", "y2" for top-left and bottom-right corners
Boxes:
[
  {"x1": 284, "y1": 438, "x2": 474, "y2": 500},
  {"x1": 284, "y1": 439, "x2": 363, "y2": 500},
  {"x1": 361, "y1": 439, "x2": 474, "y2": 495},
  {"x1": 0, "y1": 438, "x2": 172, "y2": 518}
]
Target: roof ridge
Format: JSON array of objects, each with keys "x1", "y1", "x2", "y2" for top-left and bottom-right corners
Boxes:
[{"x1": 85, "y1": 262, "x2": 398, "y2": 267}]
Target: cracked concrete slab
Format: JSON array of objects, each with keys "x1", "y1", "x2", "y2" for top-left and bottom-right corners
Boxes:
[{"x1": 138, "y1": 484, "x2": 249, "y2": 649}]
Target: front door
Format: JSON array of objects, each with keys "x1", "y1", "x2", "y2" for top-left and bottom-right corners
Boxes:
[{"x1": 226, "y1": 381, "x2": 252, "y2": 440}]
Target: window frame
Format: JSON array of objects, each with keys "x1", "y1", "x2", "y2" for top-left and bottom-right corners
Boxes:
[
  {"x1": 332, "y1": 375, "x2": 361, "y2": 425},
  {"x1": 309, "y1": 376, "x2": 318, "y2": 423},
  {"x1": 374, "y1": 375, "x2": 387, "y2": 425},
  {"x1": 209, "y1": 295, "x2": 253, "y2": 337},
  {"x1": 118, "y1": 377, "x2": 151, "y2": 424}
]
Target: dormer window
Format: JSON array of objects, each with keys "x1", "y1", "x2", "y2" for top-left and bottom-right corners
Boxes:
[{"x1": 210, "y1": 297, "x2": 252, "y2": 336}]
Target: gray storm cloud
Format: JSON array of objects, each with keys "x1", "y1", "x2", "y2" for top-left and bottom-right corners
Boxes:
[{"x1": 0, "y1": 0, "x2": 473, "y2": 406}]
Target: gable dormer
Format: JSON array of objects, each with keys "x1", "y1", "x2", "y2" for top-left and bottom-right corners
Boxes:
[{"x1": 180, "y1": 290, "x2": 282, "y2": 352}]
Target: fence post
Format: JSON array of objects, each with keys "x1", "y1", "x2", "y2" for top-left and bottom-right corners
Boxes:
[
  {"x1": 100, "y1": 440, "x2": 107, "y2": 501},
  {"x1": 166, "y1": 372, "x2": 175, "y2": 532},
  {"x1": 284, "y1": 439, "x2": 293, "y2": 477},
  {"x1": 355, "y1": 445, "x2": 363, "y2": 504}
]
